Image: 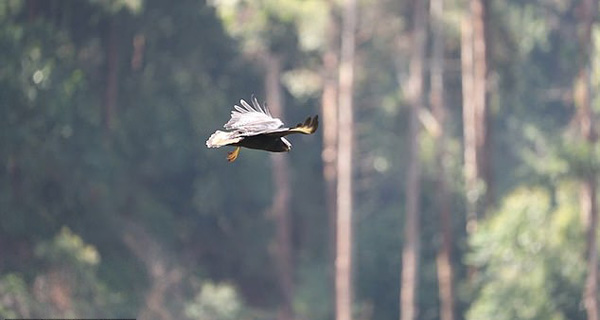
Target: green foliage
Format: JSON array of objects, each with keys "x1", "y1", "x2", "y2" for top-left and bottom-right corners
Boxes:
[
  {"x1": 293, "y1": 262, "x2": 332, "y2": 320},
  {"x1": 467, "y1": 186, "x2": 586, "y2": 320},
  {"x1": 185, "y1": 282, "x2": 246, "y2": 320},
  {"x1": 0, "y1": 274, "x2": 32, "y2": 319},
  {"x1": 89, "y1": 0, "x2": 143, "y2": 14},
  {"x1": 356, "y1": 205, "x2": 402, "y2": 320},
  {"x1": 0, "y1": 7, "x2": 99, "y2": 241},
  {"x1": 33, "y1": 228, "x2": 120, "y2": 318},
  {"x1": 0, "y1": 0, "x2": 271, "y2": 317},
  {"x1": 1, "y1": 0, "x2": 598, "y2": 319},
  {"x1": 35, "y1": 227, "x2": 100, "y2": 275},
  {"x1": 559, "y1": 138, "x2": 600, "y2": 179},
  {"x1": 0, "y1": 228, "x2": 121, "y2": 319},
  {"x1": 213, "y1": 0, "x2": 328, "y2": 54}
]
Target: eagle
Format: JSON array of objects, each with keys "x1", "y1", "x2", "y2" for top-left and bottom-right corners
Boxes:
[{"x1": 206, "y1": 95, "x2": 319, "y2": 162}]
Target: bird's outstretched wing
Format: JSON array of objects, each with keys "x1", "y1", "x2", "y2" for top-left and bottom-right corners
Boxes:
[
  {"x1": 263, "y1": 115, "x2": 319, "y2": 138},
  {"x1": 224, "y1": 95, "x2": 284, "y2": 133},
  {"x1": 206, "y1": 130, "x2": 243, "y2": 148}
]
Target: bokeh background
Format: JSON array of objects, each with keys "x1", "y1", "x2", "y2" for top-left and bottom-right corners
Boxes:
[{"x1": 1, "y1": 0, "x2": 600, "y2": 319}]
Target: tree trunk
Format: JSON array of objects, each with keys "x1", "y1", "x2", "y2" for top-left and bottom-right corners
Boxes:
[
  {"x1": 335, "y1": 0, "x2": 356, "y2": 318},
  {"x1": 461, "y1": 14, "x2": 476, "y2": 232},
  {"x1": 582, "y1": 180, "x2": 599, "y2": 320},
  {"x1": 461, "y1": 0, "x2": 489, "y2": 233},
  {"x1": 400, "y1": 0, "x2": 426, "y2": 319},
  {"x1": 104, "y1": 16, "x2": 118, "y2": 132},
  {"x1": 430, "y1": 0, "x2": 455, "y2": 319},
  {"x1": 131, "y1": 33, "x2": 146, "y2": 71},
  {"x1": 264, "y1": 53, "x2": 294, "y2": 320},
  {"x1": 471, "y1": 0, "x2": 491, "y2": 211},
  {"x1": 575, "y1": 0, "x2": 598, "y2": 318},
  {"x1": 322, "y1": 0, "x2": 339, "y2": 314}
]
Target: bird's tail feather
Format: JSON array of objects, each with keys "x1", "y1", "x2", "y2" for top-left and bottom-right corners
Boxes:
[
  {"x1": 206, "y1": 130, "x2": 242, "y2": 148},
  {"x1": 289, "y1": 115, "x2": 319, "y2": 135}
]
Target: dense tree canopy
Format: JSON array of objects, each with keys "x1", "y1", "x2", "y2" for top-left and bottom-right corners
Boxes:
[{"x1": 1, "y1": 0, "x2": 599, "y2": 319}]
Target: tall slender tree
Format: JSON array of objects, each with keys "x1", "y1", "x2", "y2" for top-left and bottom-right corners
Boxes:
[
  {"x1": 336, "y1": 0, "x2": 357, "y2": 318},
  {"x1": 471, "y1": 0, "x2": 491, "y2": 210},
  {"x1": 430, "y1": 0, "x2": 455, "y2": 319},
  {"x1": 461, "y1": 11, "x2": 476, "y2": 232},
  {"x1": 322, "y1": 0, "x2": 339, "y2": 278},
  {"x1": 400, "y1": 0, "x2": 426, "y2": 319},
  {"x1": 575, "y1": 0, "x2": 599, "y2": 318},
  {"x1": 264, "y1": 52, "x2": 294, "y2": 320},
  {"x1": 461, "y1": 0, "x2": 489, "y2": 233}
]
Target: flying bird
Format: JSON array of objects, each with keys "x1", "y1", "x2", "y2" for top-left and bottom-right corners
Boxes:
[{"x1": 206, "y1": 95, "x2": 319, "y2": 162}]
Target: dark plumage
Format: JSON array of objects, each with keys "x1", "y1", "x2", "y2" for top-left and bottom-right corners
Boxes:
[{"x1": 206, "y1": 95, "x2": 318, "y2": 162}]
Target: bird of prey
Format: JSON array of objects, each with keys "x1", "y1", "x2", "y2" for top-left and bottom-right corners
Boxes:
[{"x1": 206, "y1": 95, "x2": 319, "y2": 162}]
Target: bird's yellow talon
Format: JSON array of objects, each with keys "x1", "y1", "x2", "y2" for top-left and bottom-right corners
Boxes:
[{"x1": 227, "y1": 147, "x2": 241, "y2": 162}]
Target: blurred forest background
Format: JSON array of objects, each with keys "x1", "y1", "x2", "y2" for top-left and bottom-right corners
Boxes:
[{"x1": 1, "y1": 0, "x2": 600, "y2": 319}]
